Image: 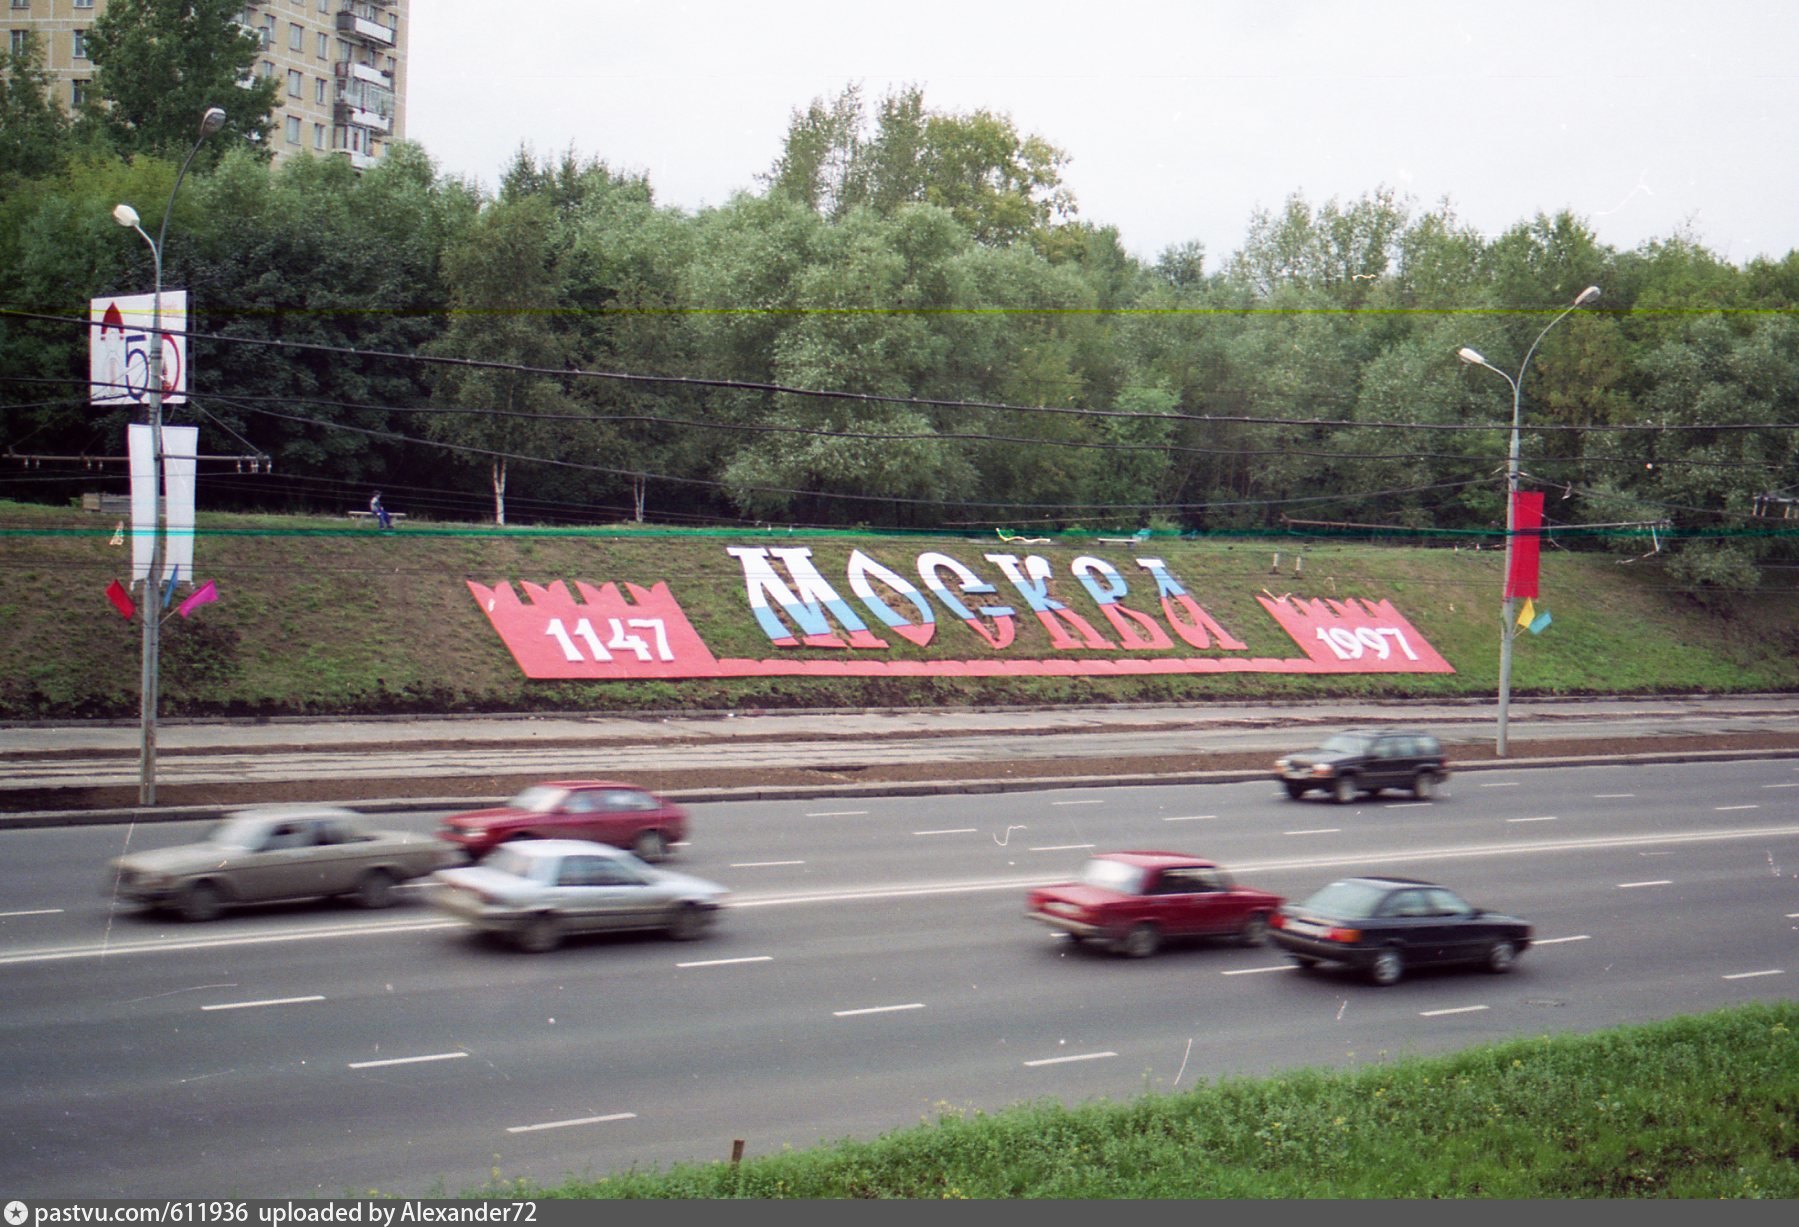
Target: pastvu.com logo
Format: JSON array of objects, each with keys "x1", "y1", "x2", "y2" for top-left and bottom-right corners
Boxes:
[{"x1": 5, "y1": 1201, "x2": 28, "y2": 1226}]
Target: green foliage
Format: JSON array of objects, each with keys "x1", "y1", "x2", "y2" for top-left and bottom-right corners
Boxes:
[{"x1": 0, "y1": 30, "x2": 72, "y2": 181}]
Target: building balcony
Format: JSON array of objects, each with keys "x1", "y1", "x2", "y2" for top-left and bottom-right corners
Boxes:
[{"x1": 335, "y1": 4, "x2": 396, "y2": 48}]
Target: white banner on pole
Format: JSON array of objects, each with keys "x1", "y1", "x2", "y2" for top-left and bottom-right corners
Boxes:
[
  {"x1": 126, "y1": 424, "x2": 198, "y2": 587},
  {"x1": 91, "y1": 291, "x2": 189, "y2": 407}
]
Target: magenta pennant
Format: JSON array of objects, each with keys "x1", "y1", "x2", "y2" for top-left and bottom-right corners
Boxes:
[
  {"x1": 105, "y1": 579, "x2": 136, "y2": 620},
  {"x1": 177, "y1": 579, "x2": 218, "y2": 618}
]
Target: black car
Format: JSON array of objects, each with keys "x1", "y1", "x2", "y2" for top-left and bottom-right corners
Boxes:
[
  {"x1": 1269, "y1": 876, "x2": 1531, "y2": 986},
  {"x1": 1274, "y1": 728, "x2": 1447, "y2": 802}
]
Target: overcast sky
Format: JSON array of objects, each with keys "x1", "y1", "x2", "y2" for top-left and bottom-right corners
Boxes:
[{"x1": 405, "y1": 0, "x2": 1798, "y2": 268}]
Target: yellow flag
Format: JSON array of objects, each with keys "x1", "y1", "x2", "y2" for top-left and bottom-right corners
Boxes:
[{"x1": 1516, "y1": 598, "x2": 1536, "y2": 629}]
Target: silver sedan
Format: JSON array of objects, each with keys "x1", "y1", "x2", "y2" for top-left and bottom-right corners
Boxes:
[{"x1": 428, "y1": 839, "x2": 728, "y2": 952}]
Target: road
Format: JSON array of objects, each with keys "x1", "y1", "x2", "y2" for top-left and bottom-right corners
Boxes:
[{"x1": 3, "y1": 757, "x2": 1797, "y2": 1197}]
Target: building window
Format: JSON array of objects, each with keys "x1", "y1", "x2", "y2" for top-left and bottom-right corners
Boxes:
[
  {"x1": 71, "y1": 79, "x2": 89, "y2": 106},
  {"x1": 10, "y1": 0, "x2": 31, "y2": 11},
  {"x1": 316, "y1": 31, "x2": 327, "y2": 58},
  {"x1": 9, "y1": 29, "x2": 27, "y2": 54},
  {"x1": 289, "y1": 23, "x2": 303, "y2": 51},
  {"x1": 76, "y1": 0, "x2": 96, "y2": 9},
  {"x1": 72, "y1": 28, "x2": 88, "y2": 59},
  {"x1": 315, "y1": 76, "x2": 326, "y2": 104},
  {"x1": 285, "y1": 115, "x2": 301, "y2": 144},
  {"x1": 287, "y1": 68, "x2": 302, "y2": 97},
  {"x1": 317, "y1": 0, "x2": 328, "y2": 11},
  {"x1": 260, "y1": 60, "x2": 275, "y2": 77},
  {"x1": 313, "y1": 122, "x2": 325, "y2": 150}
]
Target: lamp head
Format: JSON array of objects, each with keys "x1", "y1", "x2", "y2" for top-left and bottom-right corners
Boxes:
[
  {"x1": 199, "y1": 106, "x2": 227, "y2": 137},
  {"x1": 1456, "y1": 347, "x2": 1487, "y2": 366},
  {"x1": 1574, "y1": 285, "x2": 1601, "y2": 306},
  {"x1": 112, "y1": 203, "x2": 141, "y2": 229}
]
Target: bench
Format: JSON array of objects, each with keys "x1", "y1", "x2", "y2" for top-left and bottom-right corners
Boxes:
[
  {"x1": 1095, "y1": 528, "x2": 1151, "y2": 546},
  {"x1": 347, "y1": 510, "x2": 407, "y2": 526}
]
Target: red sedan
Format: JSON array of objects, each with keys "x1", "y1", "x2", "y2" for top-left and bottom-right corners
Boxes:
[
  {"x1": 439, "y1": 781, "x2": 688, "y2": 863},
  {"x1": 1026, "y1": 851, "x2": 1284, "y2": 957}
]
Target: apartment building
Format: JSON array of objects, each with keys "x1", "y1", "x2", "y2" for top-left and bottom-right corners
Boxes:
[{"x1": 6, "y1": 0, "x2": 407, "y2": 169}]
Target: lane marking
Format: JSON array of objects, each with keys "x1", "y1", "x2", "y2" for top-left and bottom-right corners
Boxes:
[
  {"x1": 1384, "y1": 803, "x2": 1431, "y2": 810},
  {"x1": 833, "y1": 1003, "x2": 925, "y2": 1017},
  {"x1": 1507, "y1": 817, "x2": 1558, "y2": 824},
  {"x1": 1722, "y1": 970, "x2": 1784, "y2": 981},
  {"x1": 1221, "y1": 964, "x2": 1295, "y2": 976},
  {"x1": 676, "y1": 955, "x2": 772, "y2": 969},
  {"x1": 1715, "y1": 805, "x2": 1759, "y2": 812},
  {"x1": 1532, "y1": 935, "x2": 1591, "y2": 946},
  {"x1": 1284, "y1": 828, "x2": 1341, "y2": 836},
  {"x1": 202, "y1": 995, "x2": 324, "y2": 1012},
  {"x1": 1479, "y1": 782, "x2": 1520, "y2": 788},
  {"x1": 1163, "y1": 815, "x2": 1216, "y2": 822},
  {"x1": 1024, "y1": 1051, "x2": 1117, "y2": 1067},
  {"x1": 913, "y1": 828, "x2": 977, "y2": 836},
  {"x1": 730, "y1": 860, "x2": 805, "y2": 869},
  {"x1": 507, "y1": 1113, "x2": 636, "y2": 1134},
  {"x1": 1420, "y1": 1005, "x2": 1489, "y2": 1018},
  {"x1": 1594, "y1": 793, "x2": 1635, "y2": 799},
  {"x1": 1030, "y1": 843, "x2": 1096, "y2": 852},
  {"x1": 1618, "y1": 880, "x2": 1672, "y2": 889},
  {"x1": 1764, "y1": 783, "x2": 1799, "y2": 790},
  {"x1": 0, "y1": 909, "x2": 64, "y2": 918},
  {"x1": 806, "y1": 810, "x2": 867, "y2": 818},
  {"x1": 348, "y1": 1051, "x2": 467, "y2": 1070},
  {"x1": 1052, "y1": 800, "x2": 1105, "y2": 807}
]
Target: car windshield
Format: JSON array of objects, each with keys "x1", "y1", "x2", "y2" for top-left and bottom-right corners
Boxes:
[
  {"x1": 1300, "y1": 879, "x2": 1394, "y2": 919},
  {"x1": 1319, "y1": 733, "x2": 1374, "y2": 755},
  {"x1": 506, "y1": 786, "x2": 569, "y2": 814},
  {"x1": 207, "y1": 816, "x2": 268, "y2": 849},
  {"x1": 1078, "y1": 859, "x2": 1146, "y2": 893}
]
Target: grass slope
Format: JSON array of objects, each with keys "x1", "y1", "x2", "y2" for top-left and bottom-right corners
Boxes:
[{"x1": 3, "y1": 500, "x2": 1795, "y2": 719}]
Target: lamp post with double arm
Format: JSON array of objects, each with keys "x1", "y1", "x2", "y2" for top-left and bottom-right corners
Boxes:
[
  {"x1": 111, "y1": 105, "x2": 227, "y2": 806},
  {"x1": 1457, "y1": 284, "x2": 1601, "y2": 757}
]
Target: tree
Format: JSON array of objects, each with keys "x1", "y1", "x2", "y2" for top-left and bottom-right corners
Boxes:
[
  {"x1": 83, "y1": 0, "x2": 279, "y2": 161},
  {"x1": 0, "y1": 30, "x2": 72, "y2": 181}
]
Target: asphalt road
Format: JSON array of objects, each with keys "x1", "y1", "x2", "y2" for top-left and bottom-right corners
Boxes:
[{"x1": 4, "y1": 757, "x2": 1797, "y2": 1197}]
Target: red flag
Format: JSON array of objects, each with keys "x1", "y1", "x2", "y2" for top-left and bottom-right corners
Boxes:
[
  {"x1": 177, "y1": 579, "x2": 218, "y2": 618},
  {"x1": 105, "y1": 579, "x2": 136, "y2": 620},
  {"x1": 1506, "y1": 490, "x2": 1545, "y2": 600}
]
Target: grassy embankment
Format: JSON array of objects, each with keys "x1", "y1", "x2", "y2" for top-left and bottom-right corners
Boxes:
[
  {"x1": 449, "y1": 1003, "x2": 1799, "y2": 1198},
  {"x1": 3, "y1": 500, "x2": 1795, "y2": 719}
]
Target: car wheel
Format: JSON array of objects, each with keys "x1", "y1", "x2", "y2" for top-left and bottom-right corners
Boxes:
[
  {"x1": 514, "y1": 914, "x2": 562, "y2": 953},
  {"x1": 176, "y1": 880, "x2": 223, "y2": 923},
  {"x1": 633, "y1": 829, "x2": 670, "y2": 862},
  {"x1": 1412, "y1": 770, "x2": 1439, "y2": 801},
  {"x1": 1368, "y1": 948, "x2": 1404, "y2": 986},
  {"x1": 1238, "y1": 913, "x2": 1270, "y2": 947},
  {"x1": 355, "y1": 869, "x2": 396, "y2": 910},
  {"x1": 1116, "y1": 923, "x2": 1160, "y2": 958},
  {"x1": 666, "y1": 903, "x2": 711, "y2": 941},
  {"x1": 1331, "y1": 774, "x2": 1357, "y2": 805},
  {"x1": 1283, "y1": 780, "x2": 1307, "y2": 800},
  {"x1": 1485, "y1": 940, "x2": 1518, "y2": 974}
]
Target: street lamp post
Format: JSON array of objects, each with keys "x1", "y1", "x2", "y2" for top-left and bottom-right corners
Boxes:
[
  {"x1": 1457, "y1": 284, "x2": 1601, "y2": 757},
  {"x1": 112, "y1": 105, "x2": 226, "y2": 806}
]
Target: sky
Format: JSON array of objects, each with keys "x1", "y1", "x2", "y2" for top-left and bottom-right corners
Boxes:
[{"x1": 404, "y1": 0, "x2": 1799, "y2": 268}]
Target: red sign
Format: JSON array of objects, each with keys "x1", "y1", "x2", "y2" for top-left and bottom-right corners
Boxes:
[{"x1": 471, "y1": 547, "x2": 1454, "y2": 680}]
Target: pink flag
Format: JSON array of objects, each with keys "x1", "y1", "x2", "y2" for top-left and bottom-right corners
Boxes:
[
  {"x1": 105, "y1": 579, "x2": 136, "y2": 620},
  {"x1": 177, "y1": 579, "x2": 218, "y2": 618}
]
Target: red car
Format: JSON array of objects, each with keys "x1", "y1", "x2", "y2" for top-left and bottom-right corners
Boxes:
[
  {"x1": 1026, "y1": 851, "x2": 1284, "y2": 958},
  {"x1": 439, "y1": 781, "x2": 688, "y2": 863}
]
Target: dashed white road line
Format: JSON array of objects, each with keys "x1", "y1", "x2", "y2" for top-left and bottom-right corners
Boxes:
[
  {"x1": 1594, "y1": 793, "x2": 1635, "y2": 799},
  {"x1": 1532, "y1": 935, "x2": 1591, "y2": 946},
  {"x1": 1163, "y1": 815, "x2": 1216, "y2": 822},
  {"x1": 676, "y1": 955, "x2": 772, "y2": 969},
  {"x1": 507, "y1": 1113, "x2": 636, "y2": 1134},
  {"x1": 348, "y1": 1051, "x2": 467, "y2": 1070},
  {"x1": 1714, "y1": 805, "x2": 1760, "y2": 812},
  {"x1": 1051, "y1": 799, "x2": 1106, "y2": 807},
  {"x1": 1419, "y1": 1005, "x2": 1489, "y2": 1018},
  {"x1": 1507, "y1": 817, "x2": 1558, "y2": 824},
  {"x1": 0, "y1": 908, "x2": 65, "y2": 918},
  {"x1": 833, "y1": 1003, "x2": 926, "y2": 1017},
  {"x1": 914, "y1": 828, "x2": 977, "y2": 836},
  {"x1": 805, "y1": 810, "x2": 867, "y2": 818},
  {"x1": 1222, "y1": 964, "x2": 1295, "y2": 976},
  {"x1": 1030, "y1": 843, "x2": 1096, "y2": 852},
  {"x1": 730, "y1": 860, "x2": 805, "y2": 869},
  {"x1": 201, "y1": 995, "x2": 324, "y2": 1012},
  {"x1": 1024, "y1": 1051, "x2": 1117, "y2": 1067},
  {"x1": 1722, "y1": 970, "x2": 1784, "y2": 981},
  {"x1": 1618, "y1": 880, "x2": 1672, "y2": 889},
  {"x1": 1479, "y1": 782, "x2": 1520, "y2": 788},
  {"x1": 1284, "y1": 828, "x2": 1341, "y2": 836}
]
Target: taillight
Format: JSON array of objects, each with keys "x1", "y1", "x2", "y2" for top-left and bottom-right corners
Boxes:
[
  {"x1": 1270, "y1": 913, "x2": 1287, "y2": 929},
  {"x1": 1324, "y1": 927, "x2": 1361, "y2": 943}
]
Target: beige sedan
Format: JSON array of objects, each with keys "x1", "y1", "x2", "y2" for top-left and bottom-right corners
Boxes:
[{"x1": 108, "y1": 806, "x2": 458, "y2": 921}]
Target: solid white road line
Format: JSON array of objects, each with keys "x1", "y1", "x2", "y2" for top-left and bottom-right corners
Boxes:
[
  {"x1": 1030, "y1": 843, "x2": 1095, "y2": 852},
  {"x1": 348, "y1": 1051, "x2": 467, "y2": 1070},
  {"x1": 1024, "y1": 1051, "x2": 1117, "y2": 1067},
  {"x1": 201, "y1": 995, "x2": 325, "y2": 1011},
  {"x1": 833, "y1": 1003, "x2": 926, "y2": 1017},
  {"x1": 507, "y1": 1113, "x2": 636, "y2": 1134}
]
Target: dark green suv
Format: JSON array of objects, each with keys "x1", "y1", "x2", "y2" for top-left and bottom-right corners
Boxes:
[{"x1": 1274, "y1": 729, "x2": 1448, "y2": 803}]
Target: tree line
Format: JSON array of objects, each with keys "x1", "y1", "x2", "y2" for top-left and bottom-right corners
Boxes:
[{"x1": 1, "y1": 6, "x2": 1796, "y2": 597}]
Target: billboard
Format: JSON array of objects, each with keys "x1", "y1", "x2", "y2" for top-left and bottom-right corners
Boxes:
[{"x1": 90, "y1": 291, "x2": 189, "y2": 407}]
